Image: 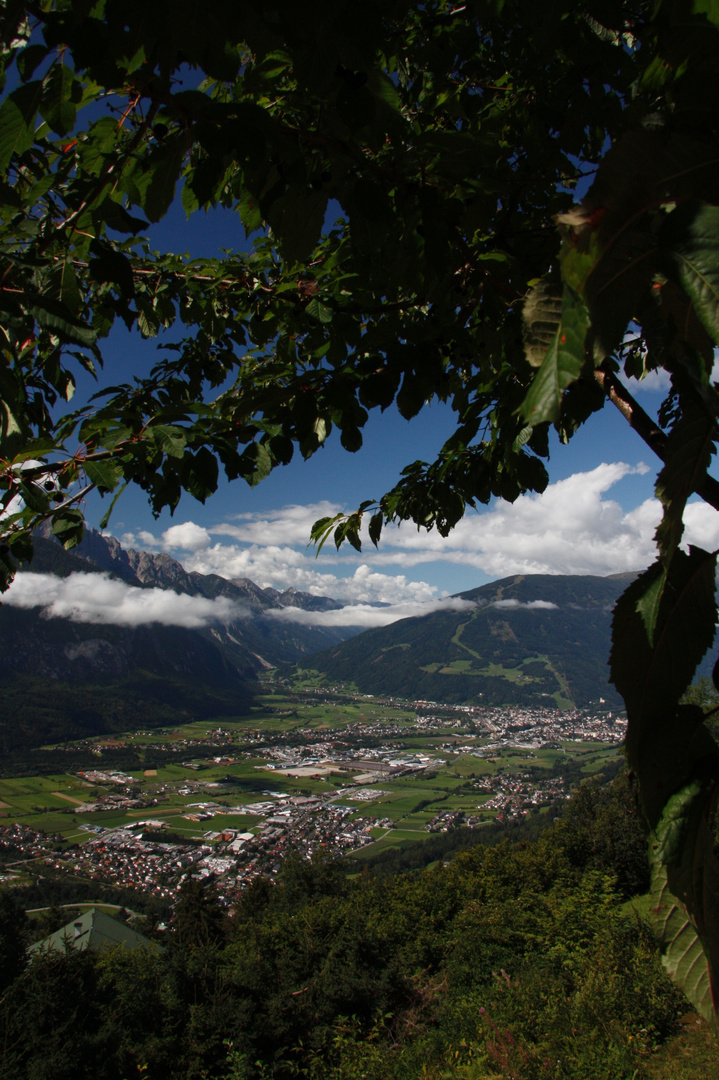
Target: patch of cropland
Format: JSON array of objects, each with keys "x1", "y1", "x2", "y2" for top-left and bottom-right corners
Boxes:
[{"x1": 293, "y1": 574, "x2": 637, "y2": 708}]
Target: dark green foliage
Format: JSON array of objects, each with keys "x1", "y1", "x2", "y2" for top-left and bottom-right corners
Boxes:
[
  {"x1": 557, "y1": 772, "x2": 650, "y2": 898},
  {"x1": 0, "y1": 887, "x2": 29, "y2": 991},
  {"x1": 0, "y1": 670, "x2": 252, "y2": 759},
  {"x1": 173, "y1": 877, "x2": 227, "y2": 949},
  {"x1": 15, "y1": 872, "x2": 170, "y2": 920},
  {"x1": 0, "y1": 949, "x2": 107, "y2": 1080}
]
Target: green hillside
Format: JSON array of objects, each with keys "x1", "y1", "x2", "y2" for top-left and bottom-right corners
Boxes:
[{"x1": 297, "y1": 574, "x2": 636, "y2": 708}]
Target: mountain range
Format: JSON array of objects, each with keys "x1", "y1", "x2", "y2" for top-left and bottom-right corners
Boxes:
[
  {"x1": 3, "y1": 531, "x2": 715, "y2": 758},
  {"x1": 0, "y1": 528, "x2": 360, "y2": 754}
]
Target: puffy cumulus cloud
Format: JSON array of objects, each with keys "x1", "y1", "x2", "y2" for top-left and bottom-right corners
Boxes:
[
  {"x1": 266, "y1": 596, "x2": 476, "y2": 629},
  {"x1": 162, "y1": 521, "x2": 211, "y2": 551},
  {"x1": 181, "y1": 542, "x2": 343, "y2": 592},
  {"x1": 4, "y1": 572, "x2": 249, "y2": 628},
  {"x1": 335, "y1": 564, "x2": 437, "y2": 605},
  {"x1": 492, "y1": 599, "x2": 558, "y2": 610},
  {"x1": 365, "y1": 463, "x2": 664, "y2": 577}
]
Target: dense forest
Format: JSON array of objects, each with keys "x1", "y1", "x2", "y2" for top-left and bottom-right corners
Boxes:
[{"x1": 1, "y1": 772, "x2": 714, "y2": 1080}]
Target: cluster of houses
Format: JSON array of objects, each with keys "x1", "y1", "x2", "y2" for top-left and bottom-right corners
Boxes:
[{"x1": 47, "y1": 794, "x2": 378, "y2": 899}]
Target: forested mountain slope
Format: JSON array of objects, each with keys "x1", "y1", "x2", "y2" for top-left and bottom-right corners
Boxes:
[{"x1": 297, "y1": 573, "x2": 639, "y2": 709}]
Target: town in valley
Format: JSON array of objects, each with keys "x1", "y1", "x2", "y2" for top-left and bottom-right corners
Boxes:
[{"x1": 0, "y1": 682, "x2": 623, "y2": 913}]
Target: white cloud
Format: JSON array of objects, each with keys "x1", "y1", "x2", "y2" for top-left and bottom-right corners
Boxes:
[
  {"x1": 119, "y1": 529, "x2": 162, "y2": 550},
  {"x1": 212, "y1": 501, "x2": 342, "y2": 547},
  {"x1": 4, "y1": 572, "x2": 248, "y2": 628},
  {"x1": 492, "y1": 599, "x2": 559, "y2": 610},
  {"x1": 683, "y1": 499, "x2": 719, "y2": 552},
  {"x1": 266, "y1": 596, "x2": 476, "y2": 629},
  {"x1": 178, "y1": 544, "x2": 441, "y2": 605},
  {"x1": 360, "y1": 463, "x2": 669, "y2": 577},
  {"x1": 162, "y1": 521, "x2": 211, "y2": 551},
  {"x1": 4, "y1": 570, "x2": 472, "y2": 634}
]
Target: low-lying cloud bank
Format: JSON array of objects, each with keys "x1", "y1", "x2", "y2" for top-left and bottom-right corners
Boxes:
[
  {"x1": 491, "y1": 599, "x2": 559, "y2": 611},
  {"x1": 266, "y1": 596, "x2": 476, "y2": 629},
  {"x1": 4, "y1": 572, "x2": 474, "y2": 631},
  {"x1": 4, "y1": 572, "x2": 249, "y2": 629}
]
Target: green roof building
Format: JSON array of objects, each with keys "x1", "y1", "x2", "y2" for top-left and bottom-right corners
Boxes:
[{"x1": 29, "y1": 908, "x2": 157, "y2": 955}]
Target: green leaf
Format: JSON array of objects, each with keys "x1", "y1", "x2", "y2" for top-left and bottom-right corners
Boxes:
[
  {"x1": 611, "y1": 548, "x2": 719, "y2": 825},
  {"x1": 654, "y1": 400, "x2": 717, "y2": 565},
  {"x1": 333, "y1": 519, "x2": 362, "y2": 552},
  {"x1": 635, "y1": 563, "x2": 666, "y2": 647},
  {"x1": 345, "y1": 527, "x2": 362, "y2": 552},
  {"x1": 650, "y1": 780, "x2": 719, "y2": 1027},
  {"x1": 40, "y1": 64, "x2": 77, "y2": 136},
  {"x1": 306, "y1": 297, "x2": 333, "y2": 324},
  {"x1": 59, "y1": 258, "x2": 83, "y2": 317},
  {"x1": 143, "y1": 135, "x2": 187, "y2": 223},
  {"x1": 183, "y1": 446, "x2": 219, "y2": 502},
  {"x1": 522, "y1": 276, "x2": 563, "y2": 369},
  {"x1": 1, "y1": 398, "x2": 22, "y2": 443},
  {"x1": 240, "y1": 441, "x2": 272, "y2": 487},
  {"x1": 145, "y1": 424, "x2": 187, "y2": 459},
  {"x1": 310, "y1": 513, "x2": 344, "y2": 556},
  {"x1": 89, "y1": 239, "x2": 135, "y2": 298},
  {"x1": 98, "y1": 198, "x2": 148, "y2": 234},
  {"x1": 15, "y1": 479, "x2": 51, "y2": 514},
  {"x1": 98, "y1": 482, "x2": 128, "y2": 530},
  {"x1": 368, "y1": 511, "x2": 382, "y2": 547},
  {"x1": 0, "y1": 94, "x2": 33, "y2": 170},
  {"x1": 17, "y1": 45, "x2": 50, "y2": 83},
  {"x1": 512, "y1": 426, "x2": 534, "y2": 452},
  {"x1": 50, "y1": 508, "x2": 85, "y2": 550},
  {"x1": 520, "y1": 285, "x2": 589, "y2": 424},
  {"x1": 84, "y1": 458, "x2": 123, "y2": 492},
  {"x1": 340, "y1": 426, "x2": 362, "y2": 452},
  {"x1": 27, "y1": 295, "x2": 97, "y2": 348},
  {"x1": 562, "y1": 131, "x2": 718, "y2": 359},
  {"x1": 659, "y1": 200, "x2": 719, "y2": 346},
  {"x1": 692, "y1": 0, "x2": 719, "y2": 27},
  {"x1": 266, "y1": 186, "x2": 328, "y2": 266}
]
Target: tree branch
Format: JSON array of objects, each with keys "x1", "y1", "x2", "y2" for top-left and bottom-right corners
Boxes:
[{"x1": 594, "y1": 366, "x2": 719, "y2": 512}]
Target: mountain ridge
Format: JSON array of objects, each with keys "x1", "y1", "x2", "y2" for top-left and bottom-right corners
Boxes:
[{"x1": 288, "y1": 572, "x2": 644, "y2": 710}]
